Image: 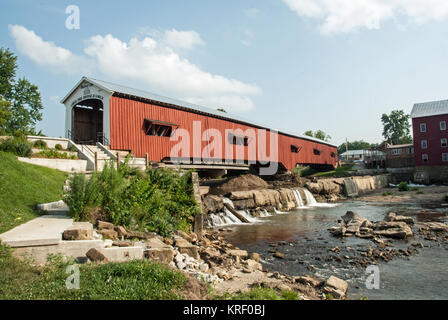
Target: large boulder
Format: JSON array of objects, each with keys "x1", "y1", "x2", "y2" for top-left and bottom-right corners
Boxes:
[
  {"x1": 323, "y1": 276, "x2": 348, "y2": 299},
  {"x1": 97, "y1": 221, "x2": 114, "y2": 230},
  {"x1": 86, "y1": 248, "x2": 108, "y2": 262},
  {"x1": 202, "y1": 195, "x2": 224, "y2": 214},
  {"x1": 97, "y1": 229, "x2": 118, "y2": 240},
  {"x1": 145, "y1": 248, "x2": 175, "y2": 264},
  {"x1": 63, "y1": 222, "x2": 94, "y2": 240},
  {"x1": 220, "y1": 174, "x2": 268, "y2": 192},
  {"x1": 374, "y1": 221, "x2": 413, "y2": 239},
  {"x1": 226, "y1": 249, "x2": 248, "y2": 259}
]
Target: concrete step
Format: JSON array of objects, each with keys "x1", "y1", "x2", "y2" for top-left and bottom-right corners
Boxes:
[{"x1": 0, "y1": 215, "x2": 74, "y2": 247}]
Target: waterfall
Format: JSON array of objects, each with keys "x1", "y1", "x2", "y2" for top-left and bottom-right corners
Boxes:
[
  {"x1": 303, "y1": 189, "x2": 318, "y2": 206},
  {"x1": 292, "y1": 189, "x2": 305, "y2": 208},
  {"x1": 205, "y1": 188, "x2": 339, "y2": 227}
]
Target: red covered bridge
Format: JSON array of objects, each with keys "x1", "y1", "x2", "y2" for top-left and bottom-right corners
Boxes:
[{"x1": 61, "y1": 77, "x2": 337, "y2": 174}]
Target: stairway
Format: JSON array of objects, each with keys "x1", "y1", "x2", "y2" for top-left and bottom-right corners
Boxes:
[{"x1": 82, "y1": 145, "x2": 114, "y2": 171}]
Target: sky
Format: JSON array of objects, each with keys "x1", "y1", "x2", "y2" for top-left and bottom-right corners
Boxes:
[{"x1": 2, "y1": 0, "x2": 448, "y2": 146}]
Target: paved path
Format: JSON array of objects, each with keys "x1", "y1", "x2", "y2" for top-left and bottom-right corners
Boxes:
[{"x1": 0, "y1": 215, "x2": 73, "y2": 247}]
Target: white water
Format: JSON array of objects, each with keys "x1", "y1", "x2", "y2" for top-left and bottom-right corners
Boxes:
[
  {"x1": 206, "y1": 188, "x2": 338, "y2": 227},
  {"x1": 292, "y1": 189, "x2": 305, "y2": 208}
]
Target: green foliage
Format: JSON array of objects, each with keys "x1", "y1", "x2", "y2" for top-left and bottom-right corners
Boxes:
[
  {"x1": 217, "y1": 108, "x2": 227, "y2": 113},
  {"x1": 292, "y1": 165, "x2": 314, "y2": 177},
  {"x1": 337, "y1": 140, "x2": 379, "y2": 156},
  {"x1": 35, "y1": 149, "x2": 78, "y2": 160},
  {"x1": 67, "y1": 145, "x2": 77, "y2": 152},
  {"x1": 64, "y1": 163, "x2": 199, "y2": 237},
  {"x1": 54, "y1": 143, "x2": 63, "y2": 150},
  {"x1": 33, "y1": 139, "x2": 47, "y2": 149},
  {"x1": 313, "y1": 165, "x2": 354, "y2": 178},
  {"x1": 0, "y1": 136, "x2": 32, "y2": 157},
  {"x1": 0, "y1": 151, "x2": 67, "y2": 233},
  {"x1": 0, "y1": 48, "x2": 43, "y2": 135},
  {"x1": 0, "y1": 244, "x2": 187, "y2": 300},
  {"x1": 381, "y1": 110, "x2": 412, "y2": 145},
  {"x1": 382, "y1": 192, "x2": 394, "y2": 196},
  {"x1": 398, "y1": 181, "x2": 409, "y2": 192},
  {"x1": 416, "y1": 191, "x2": 424, "y2": 195},
  {"x1": 304, "y1": 129, "x2": 332, "y2": 142},
  {"x1": 228, "y1": 285, "x2": 299, "y2": 300}
]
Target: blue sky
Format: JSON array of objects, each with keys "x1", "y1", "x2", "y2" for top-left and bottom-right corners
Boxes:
[{"x1": 2, "y1": 0, "x2": 448, "y2": 146}]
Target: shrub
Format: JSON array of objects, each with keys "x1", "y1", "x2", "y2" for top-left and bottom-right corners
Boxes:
[
  {"x1": 54, "y1": 143, "x2": 63, "y2": 150},
  {"x1": 398, "y1": 181, "x2": 409, "y2": 192},
  {"x1": 67, "y1": 145, "x2": 77, "y2": 152},
  {"x1": 35, "y1": 149, "x2": 77, "y2": 159},
  {"x1": 33, "y1": 139, "x2": 47, "y2": 149},
  {"x1": 64, "y1": 163, "x2": 199, "y2": 237},
  {"x1": 0, "y1": 137, "x2": 32, "y2": 157}
]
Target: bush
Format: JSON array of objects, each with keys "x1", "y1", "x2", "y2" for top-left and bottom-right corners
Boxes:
[
  {"x1": 0, "y1": 137, "x2": 32, "y2": 157},
  {"x1": 54, "y1": 143, "x2": 63, "y2": 150},
  {"x1": 67, "y1": 145, "x2": 77, "y2": 152},
  {"x1": 398, "y1": 181, "x2": 409, "y2": 192},
  {"x1": 33, "y1": 139, "x2": 47, "y2": 149},
  {"x1": 34, "y1": 149, "x2": 77, "y2": 159},
  {"x1": 64, "y1": 162, "x2": 199, "y2": 237}
]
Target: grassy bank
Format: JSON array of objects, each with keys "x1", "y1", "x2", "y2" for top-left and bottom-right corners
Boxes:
[
  {"x1": 312, "y1": 164, "x2": 354, "y2": 178},
  {"x1": 0, "y1": 151, "x2": 67, "y2": 233},
  {"x1": 0, "y1": 244, "x2": 187, "y2": 300}
]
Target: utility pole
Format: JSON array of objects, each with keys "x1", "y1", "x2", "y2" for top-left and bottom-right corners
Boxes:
[{"x1": 345, "y1": 138, "x2": 349, "y2": 160}]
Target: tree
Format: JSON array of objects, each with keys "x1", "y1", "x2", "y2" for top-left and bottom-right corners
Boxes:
[
  {"x1": 0, "y1": 48, "x2": 43, "y2": 135},
  {"x1": 304, "y1": 130, "x2": 332, "y2": 142},
  {"x1": 381, "y1": 110, "x2": 412, "y2": 145},
  {"x1": 337, "y1": 140, "x2": 377, "y2": 155}
]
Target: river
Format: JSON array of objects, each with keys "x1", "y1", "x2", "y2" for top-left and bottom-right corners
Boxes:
[{"x1": 221, "y1": 201, "x2": 448, "y2": 300}]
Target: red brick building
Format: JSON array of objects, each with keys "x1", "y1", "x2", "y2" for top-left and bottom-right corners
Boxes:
[{"x1": 411, "y1": 99, "x2": 448, "y2": 182}]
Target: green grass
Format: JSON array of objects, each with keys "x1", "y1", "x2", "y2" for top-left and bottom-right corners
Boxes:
[
  {"x1": 0, "y1": 151, "x2": 67, "y2": 233},
  {"x1": 312, "y1": 165, "x2": 354, "y2": 178},
  {"x1": 0, "y1": 244, "x2": 187, "y2": 300},
  {"x1": 213, "y1": 285, "x2": 300, "y2": 300}
]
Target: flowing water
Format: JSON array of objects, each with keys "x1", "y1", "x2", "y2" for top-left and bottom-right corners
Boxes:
[{"x1": 217, "y1": 198, "x2": 448, "y2": 300}]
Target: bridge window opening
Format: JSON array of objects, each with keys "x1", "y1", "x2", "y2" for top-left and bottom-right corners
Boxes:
[
  {"x1": 291, "y1": 145, "x2": 300, "y2": 153},
  {"x1": 313, "y1": 148, "x2": 321, "y2": 155},
  {"x1": 331, "y1": 152, "x2": 336, "y2": 158},
  {"x1": 143, "y1": 119, "x2": 176, "y2": 137},
  {"x1": 228, "y1": 133, "x2": 249, "y2": 146}
]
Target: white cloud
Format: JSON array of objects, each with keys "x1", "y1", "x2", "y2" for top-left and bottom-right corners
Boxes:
[
  {"x1": 162, "y1": 29, "x2": 204, "y2": 50},
  {"x1": 8, "y1": 24, "x2": 91, "y2": 74},
  {"x1": 283, "y1": 0, "x2": 448, "y2": 33},
  {"x1": 241, "y1": 29, "x2": 255, "y2": 47},
  {"x1": 10, "y1": 25, "x2": 260, "y2": 113}
]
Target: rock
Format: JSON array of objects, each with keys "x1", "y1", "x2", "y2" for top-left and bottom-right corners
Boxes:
[
  {"x1": 190, "y1": 232, "x2": 198, "y2": 243},
  {"x1": 374, "y1": 221, "x2": 413, "y2": 238},
  {"x1": 227, "y1": 249, "x2": 248, "y2": 259},
  {"x1": 244, "y1": 259, "x2": 262, "y2": 272},
  {"x1": 425, "y1": 222, "x2": 448, "y2": 232},
  {"x1": 324, "y1": 276, "x2": 348, "y2": 298},
  {"x1": 145, "y1": 248, "x2": 175, "y2": 264},
  {"x1": 277, "y1": 284, "x2": 292, "y2": 292},
  {"x1": 177, "y1": 243, "x2": 200, "y2": 260},
  {"x1": 330, "y1": 225, "x2": 346, "y2": 237},
  {"x1": 202, "y1": 195, "x2": 224, "y2": 214},
  {"x1": 177, "y1": 261, "x2": 187, "y2": 270},
  {"x1": 86, "y1": 248, "x2": 108, "y2": 262},
  {"x1": 163, "y1": 238, "x2": 174, "y2": 246},
  {"x1": 249, "y1": 252, "x2": 260, "y2": 262},
  {"x1": 126, "y1": 230, "x2": 157, "y2": 240},
  {"x1": 97, "y1": 229, "x2": 118, "y2": 240},
  {"x1": 97, "y1": 221, "x2": 114, "y2": 230},
  {"x1": 112, "y1": 240, "x2": 132, "y2": 247},
  {"x1": 341, "y1": 211, "x2": 366, "y2": 225},
  {"x1": 384, "y1": 212, "x2": 397, "y2": 222},
  {"x1": 295, "y1": 276, "x2": 322, "y2": 287},
  {"x1": 175, "y1": 230, "x2": 193, "y2": 243},
  {"x1": 220, "y1": 174, "x2": 268, "y2": 192},
  {"x1": 174, "y1": 236, "x2": 191, "y2": 247},
  {"x1": 63, "y1": 222, "x2": 94, "y2": 240},
  {"x1": 273, "y1": 252, "x2": 285, "y2": 259},
  {"x1": 199, "y1": 263, "x2": 209, "y2": 272},
  {"x1": 115, "y1": 226, "x2": 127, "y2": 238},
  {"x1": 385, "y1": 212, "x2": 414, "y2": 225}
]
